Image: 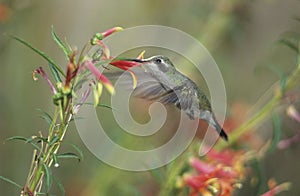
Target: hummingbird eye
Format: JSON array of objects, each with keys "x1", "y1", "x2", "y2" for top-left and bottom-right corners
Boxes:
[{"x1": 155, "y1": 58, "x2": 162, "y2": 64}]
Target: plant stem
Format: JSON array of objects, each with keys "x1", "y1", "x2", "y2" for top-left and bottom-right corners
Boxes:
[
  {"x1": 217, "y1": 65, "x2": 300, "y2": 149},
  {"x1": 21, "y1": 96, "x2": 73, "y2": 196}
]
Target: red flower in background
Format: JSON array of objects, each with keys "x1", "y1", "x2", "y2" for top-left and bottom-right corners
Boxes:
[
  {"x1": 261, "y1": 179, "x2": 291, "y2": 196},
  {"x1": 0, "y1": 3, "x2": 12, "y2": 23},
  {"x1": 178, "y1": 149, "x2": 249, "y2": 196}
]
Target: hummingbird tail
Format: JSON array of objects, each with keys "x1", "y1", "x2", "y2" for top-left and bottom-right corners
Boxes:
[
  {"x1": 198, "y1": 110, "x2": 228, "y2": 141},
  {"x1": 219, "y1": 128, "x2": 228, "y2": 141}
]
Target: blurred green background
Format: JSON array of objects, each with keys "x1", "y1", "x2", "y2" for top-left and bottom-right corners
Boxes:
[{"x1": 1, "y1": 0, "x2": 300, "y2": 195}]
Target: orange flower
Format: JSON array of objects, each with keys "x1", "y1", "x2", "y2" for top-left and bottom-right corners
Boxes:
[
  {"x1": 109, "y1": 51, "x2": 145, "y2": 89},
  {"x1": 0, "y1": 4, "x2": 12, "y2": 23},
  {"x1": 179, "y1": 149, "x2": 248, "y2": 196},
  {"x1": 91, "y1": 27, "x2": 123, "y2": 43},
  {"x1": 85, "y1": 60, "x2": 114, "y2": 95},
  {"x1": 261, "y1": 179, "x2": 291, "y2": 196}
]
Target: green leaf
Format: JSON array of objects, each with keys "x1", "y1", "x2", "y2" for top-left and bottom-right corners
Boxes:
[
  {"x1": 36, "y1": 192, "x2": 56, "y2": 196},
  {"x1": 26, "y1": 136, "x2": 47, "y2": 144},
  {"x1": 49, "y1": 63, "x2": 62, "y2": 83},
  {"x1": 280, "y1": 74, "x2": 287, "y2": 93},
  {"x1": 42, "y1": 163, "x2": 52, "y2": 192},
  {"x1": 53, "y1": 154, "x2": 60, "y2": 167},
  {"x1": 5, "y1": 136, "x2": 27, "y2": 142},
  {"x1": 6, "y1": 136, "x2": 42, "y2": 152},
  {"x1": 269, "y1": 113, "x2": 282, "y2": 153},
  {"x1": 278, "y1": 39, "x2": 298, "y2": 53},
  {"x1": 277, "y1": 31, "x2": 300, "y2": 54},
  {"x1": 97, "y1": 103, "x2": 114, "y2": 110},
  {"x1": 250, "y1": 159, "x2": 266, "y2": 195},
  {"x1": 9, "y1": 34, "x2": 65, "y2": 77},
  {"x1": 0, "y1": 176, "x2": 22, "y2": 189},
  {"x1": 84, "y1": 102, "x2": 115, "y2": 111},
  {"x1": 67, "y1": 143, "x2": 84, "y2": 160},
  {"x1": 53, "y1": 175, "x2": 65, "y2": 196},
  {"x1": 49, "y1": 135, "x2": 60, "y2": 146},
  {"x1": 51, "y1": 26, "x2": 71, "y2": 60},
  {"x1": 36, "y1": 108, "x2": 53, "y2": 125},
  {"x1": 57, "y1": 152, "x2": 81, "y2": 162}
]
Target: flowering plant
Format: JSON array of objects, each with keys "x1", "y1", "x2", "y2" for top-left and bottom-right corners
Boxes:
[{"x1": 1, "y1": 25, "x2": 299, "y2": 196}]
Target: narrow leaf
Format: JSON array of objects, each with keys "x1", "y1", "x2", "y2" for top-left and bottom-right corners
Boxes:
[
  {"x1": 97, "y1": 103, "x2": 114, "y2": 110},
  {"x1": 36, "y1": 108, "x2": 53, "y2": 125},
  {"x1": 42, "y1": 163, "x2": 52, "y2": 192},
  {"x1": 6, "y1": 136, "x2": 41, "y2": 151},
  {"x1": 51, "y1": 26, "x2": 71, "y2": 59},
  {"x1": 250, "y1": 159, "x2": 266, "y2": 195},
  {"x1": 53, "y1": 154, "x2": 60, "y2": 168},
  {"x1": 49, "y1": 63, "x2": 62, "y2": 83},
  {"x1": 68, "y1": 143, "x2": 84, "y2": 160},
  {"x1": 53, "y1": 175, "x2": 65, "y2": 196},
  {"x1": 5, "y1": 136, "x2": 27, "y2": 142},
  {"x1": 269, "y1": 113, "x2": 282, "y2": 153},
  {"x1": 26, "y1": 136, "x2": 47, "y2": 144},
  {"x1": 10, "y1": 35, "x2": 65, "y2": 77},
  {"x1": 0, "y1": 176, "x2": 22, "y2": 189},
  {"x1": 49, "y1": 135, "x2": 60, "y2": 146},
  {"x1": 36, "y1": 192, "x2": 56, "y2": 196},
  {"x1": 278, "y1": 39, "x2": 298, "y2": 53},
  {"x1": 57, "y1": 152, "x2": 81, "y2": 162},
  {"x1": 280, "y1": 74, "x2": 287, "y2": 93}
]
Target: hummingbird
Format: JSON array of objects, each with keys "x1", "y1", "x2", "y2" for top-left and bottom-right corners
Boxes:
[{"x1": 124, "y1": 55, "x2": 228, "y2": 141}]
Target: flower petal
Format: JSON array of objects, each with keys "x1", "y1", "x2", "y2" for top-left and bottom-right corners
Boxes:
[
  {"x1": 86, "y1": 60, "x2": 115, "y2": 95},
  {"x1": 128, "y1": 70, "x2": 138, "y2": 89},
  {"x1": 136, "y1": 50, "x2": 146, "y2": 59},
  {"x1": 33, "y1": 67, "x2": 57, "y2": 94},
  {"x1": 261, "y1": 181, "x2": 291, "y2": 196},
  {"x1": 110, "y1": 60, "x2": 140, "y2": 70},
  {"x1": 189, "y1": 157, "x2": 215, "y2": 174},
  {"x1": 91, "y1": 27, "x2": 123, "y2": 45},
  {"x1": 287, "y1": 105, "x2": 300, "y2": 123}
]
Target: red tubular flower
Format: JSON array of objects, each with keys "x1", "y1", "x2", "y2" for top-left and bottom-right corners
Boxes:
[
  {"x1": 261, "y1": 179, "x2": 291, "y2": 196},
  {"x1": 189, "y1": 158, "x2": 215, "y2": 174},
  {"x1": 92, "y1": 27, "x2": 123, "y2": 42},
  {"x1": 64, "y1": 62, "x2": 78, "y2": 91},
  {"x1": 110, "y1": 60, "x2": 141, "y2": 89},
  {"x1": 0, "y1": 3, "x2": 12, "y2": 23},
  {"x1": 180, "y1": 149, "x2": 248, "y2": 196},
  {"x1": 32, "y1": 67, "x2": 57, "y2": 94},
  {"x1": 85, "y1": 60, "x2": 115, "y2": 95},
  {"x1": 109, "y1": 51, "x2": 145, "y2": 89},
  {"x1": 109, "y1": 50, "x2": 144, "y2": 70},
  {"x1": 109, "y1": 60, "x2": 140, "y2": 70},
  {"x1": 91, "y1": 27, "x2": 123, "y2": 46}
]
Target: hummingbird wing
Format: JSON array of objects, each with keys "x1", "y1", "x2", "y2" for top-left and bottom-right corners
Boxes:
[
  {"x1": 133, "y1": 81, "x2": 197, "y2": 118},
  {"x1": 133, "y1": 81, "x2": 168, "y2": 100}
]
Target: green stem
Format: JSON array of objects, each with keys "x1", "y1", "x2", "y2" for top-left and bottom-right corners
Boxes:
[
  {"x1": 22, "y1": 97, "x2": 73, "y2": 196},
  {"x1": 217, "y1": 65, "x2": 300, "y2": 149},
  {"x1": 216, "y1": 95, "x2": 279, "y2": 149},
  {"x1": 159, "y1": 157, "x2": 186, "y2": 196}
]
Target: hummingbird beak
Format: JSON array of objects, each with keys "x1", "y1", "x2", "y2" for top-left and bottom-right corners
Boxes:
[{"x1": 119, "y1": 58, "x2": 149, "y2": 63}]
